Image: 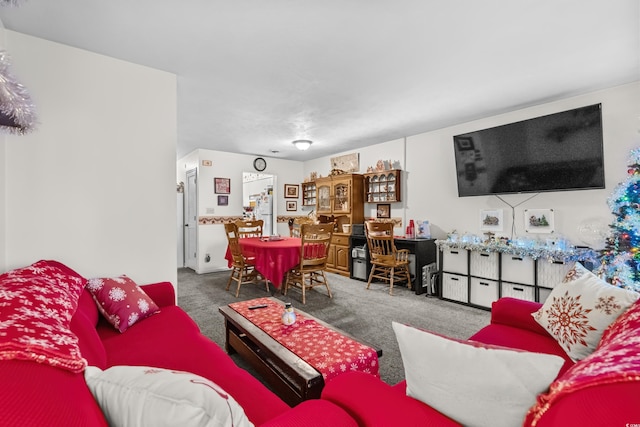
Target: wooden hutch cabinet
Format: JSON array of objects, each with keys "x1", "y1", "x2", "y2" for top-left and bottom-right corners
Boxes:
[
  {"x1": 314, "y1": 174, "x2": 364, "y2": 276},
  {"x1": 364, "y1": 169, "x2": 401, "y2": 203}
]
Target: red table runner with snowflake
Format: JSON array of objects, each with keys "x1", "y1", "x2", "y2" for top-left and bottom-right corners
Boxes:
[{"x1": 229, "y1": 298, "x2": 380, "y2": 381}]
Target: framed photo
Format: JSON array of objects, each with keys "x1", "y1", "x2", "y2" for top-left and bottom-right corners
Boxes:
[
  {"x1": 524, "y1": 208, "x2": 555, "y2": 234},
  {"x1": 479, "y1": 209, "x2": 503, "y2": 232},
  {"x1": 214, "y1": 177, "x2": 230, "y2": 194},
  {"x1": 217, "y1": 195, "x2": 228, "y2": 206},
  {"x1": 284, "y1": 184, "x2": 299, "y2": 198},
  {"x1": 286, "y1": 200, "x2": 297, "y2": 211},
  {"x1": 376, "y1": 203, "x2": 391, "y2": 219},
  {"x1": 331, "y1": 152, "x2": 359, "y2": 172},
  {"x1": 454, "y1": 136, "x2": 475, "y2": 151}
]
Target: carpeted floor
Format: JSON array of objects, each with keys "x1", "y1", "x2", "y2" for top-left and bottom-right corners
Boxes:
[{"x1": 177, "y1": 267, "x2": 490, "y2": 385}]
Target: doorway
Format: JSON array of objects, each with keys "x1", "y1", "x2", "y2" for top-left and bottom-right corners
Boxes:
[
  {"x1": 185, "y1": 168, "x2": 198, "y2": 270},
  {"x1": 243, "y1": 172, "x2": 277, "y2": 235}
]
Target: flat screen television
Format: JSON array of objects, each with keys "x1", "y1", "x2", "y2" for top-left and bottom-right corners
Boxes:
[{"x1": 453, "y1": 103, "x2": 605, "y2": 197}]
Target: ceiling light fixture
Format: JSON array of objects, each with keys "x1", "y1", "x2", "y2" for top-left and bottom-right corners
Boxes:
[{"x1": 292, "y1": 139, "x2": 312, "y2": 151}]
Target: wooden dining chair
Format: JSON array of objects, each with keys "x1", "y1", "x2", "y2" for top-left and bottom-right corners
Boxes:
[
  {"x1": 284, "y1": 223, "x2": 333, "y2": 304},
  {"x1": 235, "y1": 219, "x2": 264, "y2": 238},
  {"x1": 365, "y1": 221, "x2": 411, "y2": 295},
  {"x1": 289, "y1": 217, "x2": 315, "y2": 237},
  {"x1": 224, "y1": 223, "x2": 269, "y2": 297}
]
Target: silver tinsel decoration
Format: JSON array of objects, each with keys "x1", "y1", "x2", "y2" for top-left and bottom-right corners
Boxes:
[{"x1": 0, "y1": 50, "x2": 37, "y2": 134}]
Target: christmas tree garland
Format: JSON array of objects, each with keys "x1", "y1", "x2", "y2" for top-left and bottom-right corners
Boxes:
[{"x1": 597, "y1": 147, "x2": 640, "y2": 291}]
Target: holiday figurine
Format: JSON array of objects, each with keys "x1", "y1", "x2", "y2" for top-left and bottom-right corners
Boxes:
[{"x1": 282, "y1": 302, "x2": 296, "y2": 325}]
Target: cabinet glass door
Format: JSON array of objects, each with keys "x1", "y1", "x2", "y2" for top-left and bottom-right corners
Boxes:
[
  {"x1": 317, "y1": 183, "x2": 331, "y2": 213},
  {"x1": 333, "y1": 181, "x2": 351, "y2": 213}
]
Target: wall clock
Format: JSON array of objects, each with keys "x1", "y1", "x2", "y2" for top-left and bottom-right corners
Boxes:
[{"x1": 253, "y1": 157, "x2": 267, "y2": 172}]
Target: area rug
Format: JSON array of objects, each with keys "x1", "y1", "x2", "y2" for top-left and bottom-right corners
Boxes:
[{"x1": 177, "y1": 268, "x2": 490, "y2": 386}]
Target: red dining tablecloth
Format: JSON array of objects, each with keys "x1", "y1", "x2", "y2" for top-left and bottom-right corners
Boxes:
[
  {"x1": 229, "y1": 297, "x2": 380, "y2": 381},
  {"x1": 225, "y1": 237, "x2": 301, "y2": 287}
]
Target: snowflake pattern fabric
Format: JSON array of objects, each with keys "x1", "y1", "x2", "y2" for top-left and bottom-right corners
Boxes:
[
  {"x1": 230, "y1": 298, "x2": 379, "y2": 381},
  {"x1": 526, "y1": 299, "x2": 640, "y2": 426},
  {"x1": 533, "y1": 262, "x2": 639, "y2": 361},
  {"x1": 87, "y1": 275, "x2": 159, "y2": 333},
  {"x1": 0, "y1": 260, "x2": 87, "y2": 372}
]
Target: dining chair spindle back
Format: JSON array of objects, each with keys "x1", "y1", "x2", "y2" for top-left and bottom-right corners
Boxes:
[
  {"x1": 365, "y1": 221, "x2": 411, "y2": 295},
  {"x1": 284, "y1": 223, "x2": 333, "y2": 304},
  {"x1": 224, "y1": 223, "x2": 268, "y2": 297}
]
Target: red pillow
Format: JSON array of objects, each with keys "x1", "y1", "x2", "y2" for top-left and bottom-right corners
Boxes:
[
  {"x1": 0, "y1": 260, "x2": 87, "y2": 372},
  {"x1": 87, "y1": 275, "x2": 160, "y2": 333}
]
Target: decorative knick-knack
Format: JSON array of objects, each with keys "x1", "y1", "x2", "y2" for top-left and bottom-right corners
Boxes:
[{"x1": 282, "y1": 302, "x2": 296, "y2": 325}]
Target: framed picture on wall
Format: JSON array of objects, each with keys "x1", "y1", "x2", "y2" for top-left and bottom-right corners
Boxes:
[
  {"x1": 284, "y1": 184, "x2": 299, "y2": 198},
  {"x1": 286, "y1": 200, "x2": 297, "y2": 211},
  {"x1": 376, "y1": 203, "x2": 390, "y2": 219},
  {"x1": 217, "y1": 195, "x2": 228, "y2": 206},
  {"x1": 524, "y1": 208, "x2": 555, "y2": 234},
  {"x1": 479, "y1": 209, "x2": 503, "y2": 232},
  {"x1": 214, "y1": 177, "x2": 230, "y2": 194}
]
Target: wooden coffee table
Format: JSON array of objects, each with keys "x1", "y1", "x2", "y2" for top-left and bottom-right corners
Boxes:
[{"x1": 219, "y1": 297, "x2": 382, "y2": 406}]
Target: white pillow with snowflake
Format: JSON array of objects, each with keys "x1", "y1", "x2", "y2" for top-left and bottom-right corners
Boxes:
[
  {"x1": 533, "y1": 262, "x2": 639, "y2": 361},
  {"x1": 85, "y1": 365, "x2": 254, "y2": 427}
]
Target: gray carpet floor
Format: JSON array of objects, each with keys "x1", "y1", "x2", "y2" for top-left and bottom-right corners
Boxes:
[{"x1": 177, "y1": 268, "x2": 491, "y2": 386}]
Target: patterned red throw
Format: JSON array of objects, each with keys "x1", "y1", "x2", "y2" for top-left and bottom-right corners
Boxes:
[{"x1": 230, "y1": 298, "x2": 379, "y2": 381}]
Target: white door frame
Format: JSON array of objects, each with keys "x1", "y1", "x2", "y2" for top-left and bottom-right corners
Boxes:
[{"x1": 185, "y1": 168, "x2": 198, "y2": 271}]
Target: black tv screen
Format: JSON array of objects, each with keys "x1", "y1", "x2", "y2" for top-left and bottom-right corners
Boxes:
[{"x1": 453, "y1": 103, "x2": 605, "y2": 197}]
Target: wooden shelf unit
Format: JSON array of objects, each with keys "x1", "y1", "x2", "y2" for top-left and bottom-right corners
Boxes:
[
  {"x1": 301, "y1": 182, "x2": 316, "y2": 207},
  {"x1": 364, "y1": 170, "x2": 401, "y2": 203}
]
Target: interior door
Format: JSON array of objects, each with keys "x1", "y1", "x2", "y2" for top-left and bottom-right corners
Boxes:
[{"x1": 185, "y1": 168, "x2": 198, "y2": 271}]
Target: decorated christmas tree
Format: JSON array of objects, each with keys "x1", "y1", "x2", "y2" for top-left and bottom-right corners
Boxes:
[{"x1": 598, "y1": 147, "x2": 640, "y2": 292}]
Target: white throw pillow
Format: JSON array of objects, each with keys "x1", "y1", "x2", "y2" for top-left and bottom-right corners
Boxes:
[
  {"x1": 392, "y1": 322, "x2": 564, "y2": 427},
  {"x1": 84, "y1": 366, "x2": 254, "y2": 427},
  {"x1": 533, "y1": 262, "x2": 639, "y2": 361}
]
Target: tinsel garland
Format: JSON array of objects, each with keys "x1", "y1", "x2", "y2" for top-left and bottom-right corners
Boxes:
[
  {"x1": 0, "y1": 50, "x2": 37, "y2": 134},
  {"x1": 434, "y1": 240, "x2": 600, "y2": 264}
]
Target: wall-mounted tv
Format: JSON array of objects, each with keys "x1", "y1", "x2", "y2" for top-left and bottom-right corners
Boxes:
[{"x1": 453, "y1": 103, "x2": 605, "y2": 197}]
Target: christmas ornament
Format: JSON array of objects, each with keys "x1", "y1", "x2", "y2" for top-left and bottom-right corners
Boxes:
[{"x1": 0, "y1": 50, "x2": 37, "y2": 134}]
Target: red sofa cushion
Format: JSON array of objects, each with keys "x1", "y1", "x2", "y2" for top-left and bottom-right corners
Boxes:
[
  {"x1": 77, "y1": 289, "x2": 100, "y2": 325},
  {"x1": 70, "y1": 312, "x2": 107, "y2": 369},
  {"x1": 489, "y1": 297, "x2": 549, "y2": 336},
  {"x1": 260, "y1": 400, "x2": 359, "y2": 427},
  {"x1": 0, "y1": 360, "x2": 107, "y2": 426},
  {"x1": 469, "y1": 324, "x2": 574, "y2": 376},
  {"x1": 322, "y1": 371, "x2": 461, "y2": 426}
]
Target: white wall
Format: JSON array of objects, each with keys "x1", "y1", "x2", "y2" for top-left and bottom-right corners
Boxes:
[
  {"x1": 177, "y1": 149, "x2": 303, "y2": 273},
  {"x1": 0, "y1": 21, "x2": 7, "y2": 272},
  {"x1": 0, "y1": 133, "x2": 5, "y2": 273},
  {"x1": 406, "y1": 82, "x2": 640, "y2": 247},
  {"x1": 300, "y1": 83, "x2": 640, "y2": 248},
  {"x1": 181, "y1": 83, "x2": 639, "y2": 278},
  {"x1": 3, "y1": 31, "x2": 178, "y2": 286}
]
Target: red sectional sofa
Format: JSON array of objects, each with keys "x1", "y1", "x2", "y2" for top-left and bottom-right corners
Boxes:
[
  {"x1": 0, "y1": 260, "x2": 357, "y2": 427},
  {"x1": 322, "y1": 297, "x2": 640, "y2": 426},
  {"x1": 2, "y1": 260, "x2": 639, "y2": 426}
]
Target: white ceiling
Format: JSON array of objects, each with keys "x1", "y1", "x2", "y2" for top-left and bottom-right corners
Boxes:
[{"x1": 0, "y1": 1, "x2": 638, "y2": 161}]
